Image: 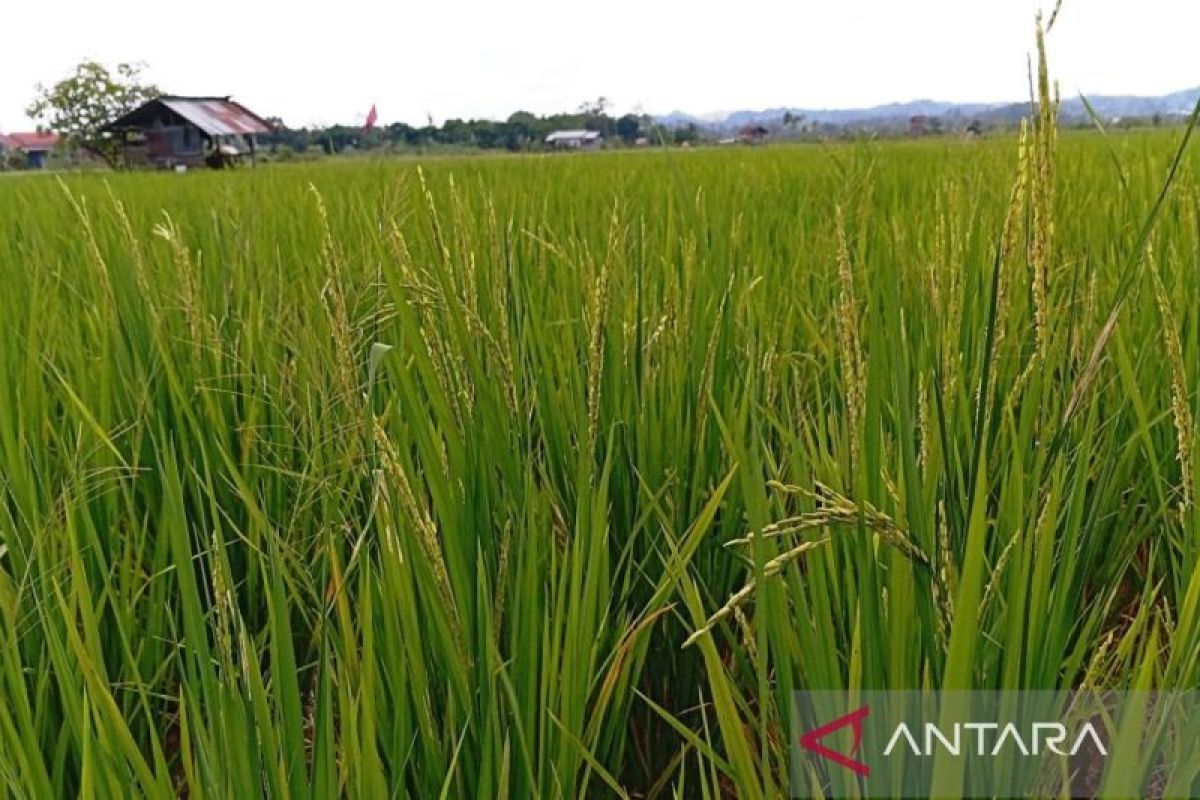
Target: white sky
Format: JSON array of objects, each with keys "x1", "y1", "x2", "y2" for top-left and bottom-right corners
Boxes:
[{"x1": 1, "y1": 1, "x2": 1197, "y2": 131}]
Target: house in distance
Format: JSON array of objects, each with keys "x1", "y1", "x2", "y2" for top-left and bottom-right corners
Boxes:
[
  {"x1": 0, "y1": 131, "x2": 60, "y2": 169},
  {"x1": 738, "y1": 125, "x2": 769, "y2": 145},
  {"x1": 545, "y1": 130, "x2": 604, "y2": 150},
  {"x1": 102, "y1": 96, "x2": 273, "y2": 169}
]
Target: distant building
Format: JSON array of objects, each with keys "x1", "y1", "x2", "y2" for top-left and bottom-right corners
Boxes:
[
  {"x1": 545, "y1": 130, "x2": 603, "y2": 149},
  {"x1": 0, "y1": 131, "x2": 60, "y2": 169},
  {"x1": 910, "y1": 115, "x2": 943, "y2": 137},
  {"x1": 738, "y1": 125, "x2": 768, "y2": 144},
  {"x1": 101, "y1": 96, "x2": 273, "y2": 169}
]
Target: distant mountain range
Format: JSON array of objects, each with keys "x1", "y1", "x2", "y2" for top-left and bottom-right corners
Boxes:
[{"x1": 654, "y1": 88, "x2": 1200, "y2": 132}]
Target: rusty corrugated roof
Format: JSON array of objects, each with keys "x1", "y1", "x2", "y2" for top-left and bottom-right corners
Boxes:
[{"x1": 159, "y1": 97, "x2": 272, "y2": 136}]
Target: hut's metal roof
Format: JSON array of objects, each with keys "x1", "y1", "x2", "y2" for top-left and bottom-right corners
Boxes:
[
  {"x1": 545, "y1": 130, "x2": 602, "y2": 142},
  {"x1": 104, "y1": 97, "x2": 272, "y2": 137},
  {"x1": 159, "y1": 97, "x2": 272, "y2": 136}
]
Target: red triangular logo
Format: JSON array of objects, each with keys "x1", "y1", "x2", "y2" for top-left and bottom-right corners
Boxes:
[{"x1": 799, "y1": 705, "x2": 871, "y2": 776}]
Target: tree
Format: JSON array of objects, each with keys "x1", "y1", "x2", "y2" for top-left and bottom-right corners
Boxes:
[
  {"x1": 3, "y1": 149, "x2": 26, "y2": 172},
  {"x1": 577, "y1": 96, "x2": 609, "y2": 117},
  {"x1": 672, "y1": 123, "x2": 700, "y2": 145},
  {"x1": 438, "y1": 118, "x2": 473, "y2": 145},
  {"x1": 505, "y1": 111, "x2": 539, "y2": 149},
  {"x1": 26, "y1": 61, "x2": 160, "y2": 168},
  {"x1": 616, "y1": 114, "x2": 642, "y2": 144}
]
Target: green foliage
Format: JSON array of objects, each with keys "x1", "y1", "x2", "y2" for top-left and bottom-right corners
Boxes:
[
  {"x1": 26, "y1": 61, "x2": 160, "y2": 167},
  {"x1": 264, "y1": 105, "x2": 657, "y2": 155},
  {"x1": 2, "y1": 148, "x2": 27, "y2": 171},
  {"x1": 615, "y1": 114, "x2": 644, "y2": 144},
  {"x1": 1, "y1": 111, "x2": 1199, "y2": 797},
  {"x1": 672, "y1": 122, "x2": 700, "y2": 145}
]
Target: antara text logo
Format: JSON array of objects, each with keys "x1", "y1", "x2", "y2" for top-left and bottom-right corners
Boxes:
[
  {"x1": 790, "y1": 691, "x2": 1197, "y2": 799},
  {"x1": 797, "y1": 705, "x2": 1105, "y2": 777},
  {"x1": 881, "y1": 717, "x2": 1106, "y2": 758}
]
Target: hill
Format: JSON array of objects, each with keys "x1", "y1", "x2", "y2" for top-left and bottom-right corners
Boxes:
[{"x1": 656, "y1": 87, "x2": 1200, "y2": 132}]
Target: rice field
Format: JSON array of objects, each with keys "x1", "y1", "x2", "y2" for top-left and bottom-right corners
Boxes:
[{"x1": 2, "y1": 68, "x2": 1200, "y2": 797}]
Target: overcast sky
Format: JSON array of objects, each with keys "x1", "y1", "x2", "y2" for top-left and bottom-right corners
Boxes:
[{"x1": 1, "y1": 1, "x2": 1197, "y2": 131}]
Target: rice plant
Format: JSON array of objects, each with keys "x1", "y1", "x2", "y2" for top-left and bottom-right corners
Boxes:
[{"x1": 1, "y1": 27, "x2": 1200, "y2": 798}]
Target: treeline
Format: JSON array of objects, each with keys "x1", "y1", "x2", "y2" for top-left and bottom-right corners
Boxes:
[{"x1": 259, "y1": 107, "x2": 702, "y2": 156}]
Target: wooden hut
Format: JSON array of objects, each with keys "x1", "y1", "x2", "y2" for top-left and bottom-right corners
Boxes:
[{"x1": 102, "y1": 96, "x2": 272, "y2": 169}]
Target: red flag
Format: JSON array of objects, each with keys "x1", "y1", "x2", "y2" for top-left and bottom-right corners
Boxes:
[{"x1": 364, "y1": 104, "x2": 378, "y2": 131}]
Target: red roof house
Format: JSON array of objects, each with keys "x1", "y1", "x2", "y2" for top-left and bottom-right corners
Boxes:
[{"x1": 0, "y1": 131, "x2": 60, "y2": 168}]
